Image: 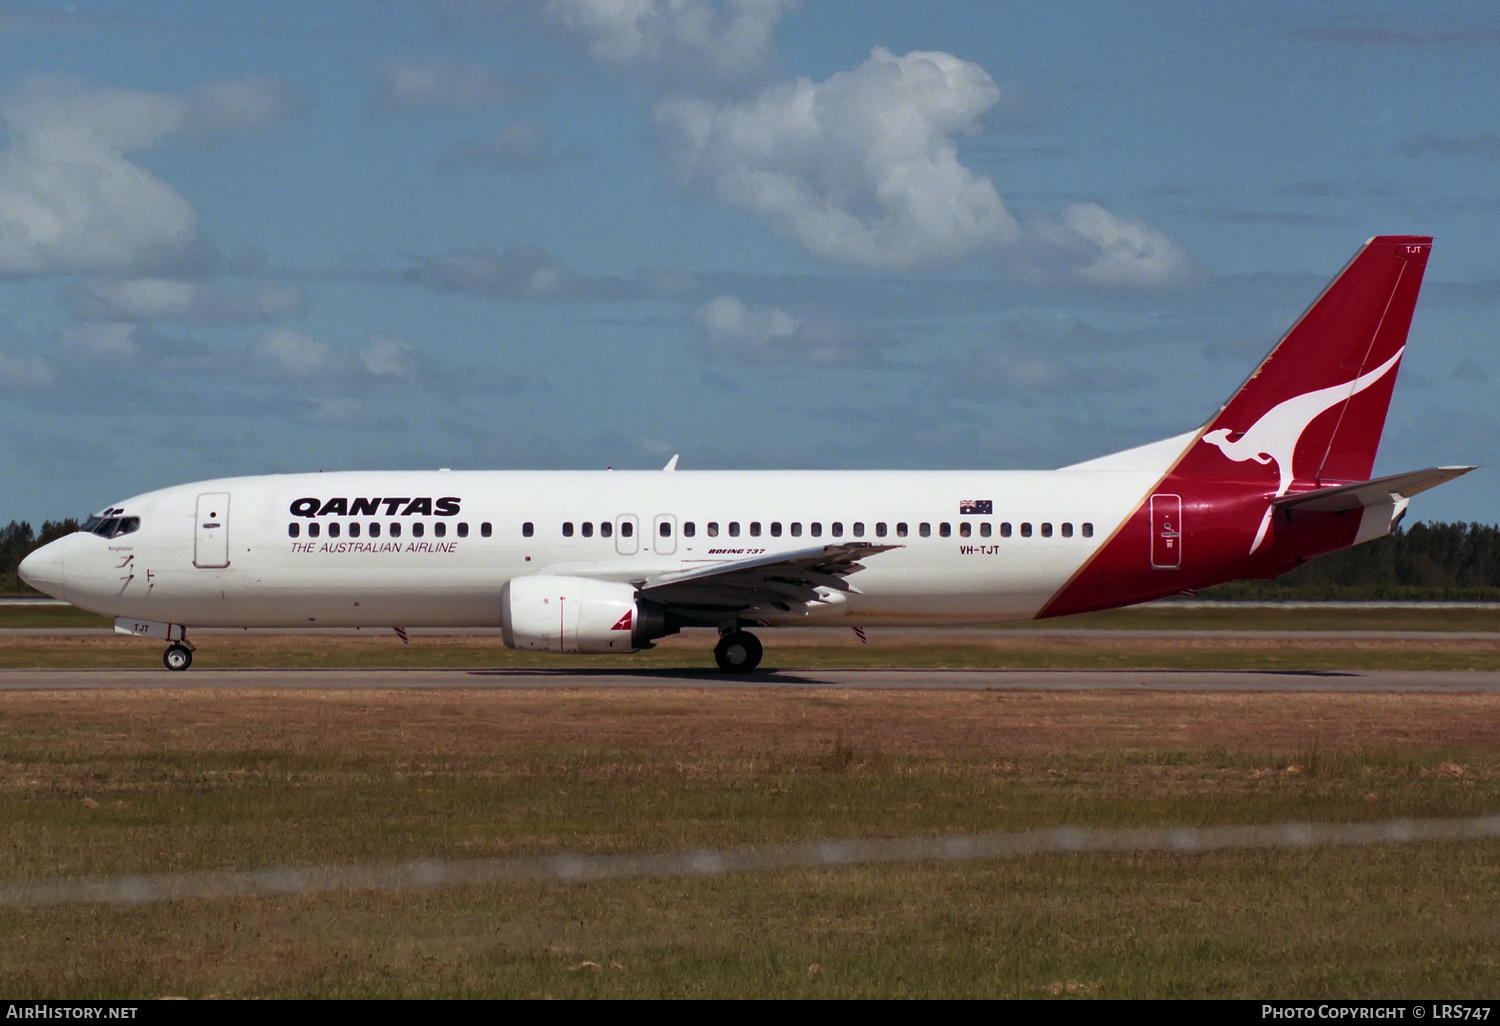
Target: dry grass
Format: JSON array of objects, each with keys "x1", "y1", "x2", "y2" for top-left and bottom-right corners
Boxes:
[{"x1": 2, "y1": 687, "x2": 1498, "y2": 997}]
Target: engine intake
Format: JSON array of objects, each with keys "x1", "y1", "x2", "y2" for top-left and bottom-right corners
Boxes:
[{"x1": 500, "y1": 575, "x2": 669, "y2": 653}]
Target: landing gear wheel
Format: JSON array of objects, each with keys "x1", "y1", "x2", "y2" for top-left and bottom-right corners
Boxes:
[
  {"x1": 714, "y1": 630, "x2": 763, "y2": 673},
  {"x1": 163, "y1": 644, "x2": 193, "y2": 672}
]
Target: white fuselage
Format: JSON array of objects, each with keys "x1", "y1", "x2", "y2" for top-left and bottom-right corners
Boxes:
[{"x1": 26, "y1": 448, "x2": 1186, "y2": 630}]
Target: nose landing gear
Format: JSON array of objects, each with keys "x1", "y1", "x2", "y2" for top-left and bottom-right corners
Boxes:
[
  {"x1": 163, "y1": 641, "x2": 194, "y2": 672},
  {"x1": 713, "y1": 630, "x2": 763, "y2": 673}
]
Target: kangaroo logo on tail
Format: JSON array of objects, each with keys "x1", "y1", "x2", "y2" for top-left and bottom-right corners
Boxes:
[{"x1": 1201, "y1": 346, "x2": 1404, "y2": 552}]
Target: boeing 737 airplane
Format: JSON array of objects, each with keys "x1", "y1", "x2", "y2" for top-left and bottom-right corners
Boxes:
[{"x1": 19, "y1": 235, "x2": 1473, "y2": 672}]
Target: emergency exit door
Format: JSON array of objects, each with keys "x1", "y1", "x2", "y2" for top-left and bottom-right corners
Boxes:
[
  {"x1": 194, "y1": 492, "x2": 230, "y2": 568},
  {"x1": 1150, "y1": 493, "x2": 1181, "y2": 569}
]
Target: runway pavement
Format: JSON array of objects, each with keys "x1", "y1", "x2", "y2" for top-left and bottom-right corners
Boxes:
[{"x1": 4, "y1": 667, "x2": 1500, "y2": 691}]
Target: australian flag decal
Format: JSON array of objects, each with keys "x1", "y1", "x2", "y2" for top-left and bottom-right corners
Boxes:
[{"x1": 959, "y1": 499, "x2": 992, "y2": 515}]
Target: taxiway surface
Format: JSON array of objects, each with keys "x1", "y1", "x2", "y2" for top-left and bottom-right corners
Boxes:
[{"x1": 3, "y1": 667, "x2": 1499, "y2": 691}]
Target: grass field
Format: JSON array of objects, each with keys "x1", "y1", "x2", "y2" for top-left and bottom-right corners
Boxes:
[{"x1": 1, "y1": 688, "x2": 1497, "y2": 998}]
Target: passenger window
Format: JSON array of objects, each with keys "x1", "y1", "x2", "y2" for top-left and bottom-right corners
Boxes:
[
  {"x1": 896, "y1": 523, "x2": 907, "y2": 537},
  {"x1": 960, "y1": 523, "x2": 971, "y2": 538},
  {"x1": 390, "y1": 522, "x2": 401, "y2": 538},
  {"x1": 582, "y1": 522, "x2": 593, "y2": 538},
  {"x1": 601, "y1": 521, "x2": 613, "y2": 538},
  {"x1": 521, "y1": 522, "x2": 532, "y2": 538},
  {"x1": 920, "y1": 523, "x2": 931, "y2": 537},
  {"x1": 876, "y1": 523, "x2": 887, "y2": 538},
  {"x1": 659, "y1": 521, "x2": 671, "y2": 537},
  {"x1": 750, "y1": 522, "x2": 762, "y2": 537},
  {"x1": 684, "y1": 522, "x2": 695, "y2": 538},
  {"x1": 370, "y1": 522, "x2": 380, "y2": 538},
  {"x1": 563, "y1": 522, "x2": 574, "y2": 537},
  {"x1": 939, "y1": 523, "x2": 951, "y2": 537},
  {"x1": 412, "y1": 522, "x2": 423, "y2": 538},
  {"x1": 853, "y1": 522, "x2": 865, "y2": 537},
  {"x1": 350, "y1": 522, "x2": 361, "y2": 538},
  {"x1": 1082, "y1": 523, "x2": 1094, "y2": 538},
  {"x1": 433, "y1": 522, "x2": 444, "y2": 538},
  {"x1": 810, "y1": 523, "x2": 821, "y2": 537},
  {"x1": 458, "y1": 523, "x2": 468, "y2": 538},
  {"x1": 482, "y1": 522, "x2": 493, "y2": 538},
  {"x1": 831, "y1": 523, "x2": 843, "y2": 538},
  {"x1": 1020, "y1": 523, "x2": 1032, "y2": 538},
  {"x1": 329, "y1": 522, "x2": 341, "y2": 539},
  {"x1": 707, "y1": 522, "x2": 719, "y2": 537},
  {"x1": 1061, "y1": 523, "x2": 1073, "y2": 538},
  {"x1": 729, "y1": 522, "x2": 740, "y2": 537},
  {"x1": 619, "y1": 521, "x2": 631, "y2": 538},
  {"x1": 1041, "y1": 523, "x2": 1052, "y2": 538},
  {"x1": 309, "y1": 523, "x2": 320, "y2": 538},
  {"x1": 289, "y1": 523, "x2": 299, "y2": 538},
  {"x1": 790, "y1": 523, "x2": 802, "y2": 537},
  {"x1": 770, "y1": 522, "x2": 782, "y2": 537},
  {"x1": 1001, "y1": 522, "x2": 1011, "y2": 538}
]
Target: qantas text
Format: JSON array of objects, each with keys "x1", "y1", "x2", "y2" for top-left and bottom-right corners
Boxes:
[{"x1": 290, "y1": 497, "x2": 460, "y2": 518}]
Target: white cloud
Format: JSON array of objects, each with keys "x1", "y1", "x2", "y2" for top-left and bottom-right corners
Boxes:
[
  {"x1": 656, "y1": 47, "x2": 1021, "y2": 270},
  {"x1": 407, "y1": 243, "x2": 657, "y2": 301},
  {"x1": 360, "y1": 334, "x2": 416, "y2": 378},
  {"x1": 0, "y1": 351, "x2": 54, "y2": 389},
  {"x1": 251, "y1": 328, "x2": 418, "y2": 383},
  {"x1": 1032, "y1": 203, "x2": 1199, "y2": 287},
  {"x1": 413, "y1": 245, "x2": 573, "y2": 298},
  {"x1": 541, "y1": 0, "x2": 797, "y2": 81},
  {"x1": 60, "y1": 278, "x2": 310, "y2": 323},
  {"x1": 0, "y1": 75, "x2": 298, "y2": 277},
  {"x1": 57, "y1": 321, "x2": 139, "y2": 357},
  {"x1": 0, "y1": 127, "x2": 200, "y2": 277},
  {"x1": 694, "y1": 294, "x2": 877, "y2": 364},
  {"x1": 251, "y1": 329, "x2": 331, "y2": 377},
  {"x1": 181, "y1": 77, "x2": 301, "y2": 135},
  {"x1": 442, "y1": 120, "x2": 557, "y2": 171},
  {"x1": 940, "y1": 347, "x2": 1132, "y2": 396},
  {"x1": 370, "y1": 58, "x2": 517, "y2": 111}
]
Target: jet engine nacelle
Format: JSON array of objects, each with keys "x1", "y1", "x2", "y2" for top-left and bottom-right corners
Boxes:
[{"x1": 500, "y1": 575, "x2": 668, "y2": 653}]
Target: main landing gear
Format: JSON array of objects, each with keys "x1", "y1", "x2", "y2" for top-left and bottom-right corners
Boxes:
[
  {"x1": 714, "y1": 630, "x2": 763, "y2": 673},
  {"x1": 163, "y1": 641, "x2": 194, "y2": 672}
]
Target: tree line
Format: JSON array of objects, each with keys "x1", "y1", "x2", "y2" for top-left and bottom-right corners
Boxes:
[
  {"x1": 1201, "y1": 521, "x2": 1500, "y2": 600},
  {"x1": 2, "y1": 518, "x2": 1499, "y2": 599},
  {"x1": 0, "y1": 520, "x2": 79, "y2": 594}
]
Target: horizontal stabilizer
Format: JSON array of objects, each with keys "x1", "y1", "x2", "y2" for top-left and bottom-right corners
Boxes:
[{"x1": 1272, "y1": 466, "x2": 1475, "y2": 513}]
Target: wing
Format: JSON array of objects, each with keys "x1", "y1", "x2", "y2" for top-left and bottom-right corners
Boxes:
[{"x1": 638, "y1": 542, "x2": 900, "y2": 619}]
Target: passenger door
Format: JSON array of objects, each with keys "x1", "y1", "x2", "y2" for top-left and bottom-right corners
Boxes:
[
  {"x1": 194, "y1": 493, "x2": 231, "y2": 568},
  {"x1": 614, "y1": 514, "x2": 639, "y2": 556},
  {"x1": 653, "y1": 514, "x2": 677, "y2": 555}
]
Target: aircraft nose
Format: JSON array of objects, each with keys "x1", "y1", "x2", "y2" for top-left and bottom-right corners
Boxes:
[{"x1": 18, "y1": 541, "x2": 65, "y2": 593}]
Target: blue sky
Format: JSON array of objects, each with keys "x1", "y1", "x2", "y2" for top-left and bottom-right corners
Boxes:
[{"x1": 1, "y1": 1, "x2": 1497, "y2": 525}]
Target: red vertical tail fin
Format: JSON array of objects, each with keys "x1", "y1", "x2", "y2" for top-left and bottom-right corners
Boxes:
[
  {"x1": 1178, "y1": 235, "x2": 1431, "y2": 492},
  {"x1": 1041, "y1": 236, "x2": 1441, "y2": 620}
]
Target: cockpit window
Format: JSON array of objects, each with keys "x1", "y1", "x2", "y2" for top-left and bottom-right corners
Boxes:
[{"x1": 83, "y1": 516, "x2": 140, "y2": 539}]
